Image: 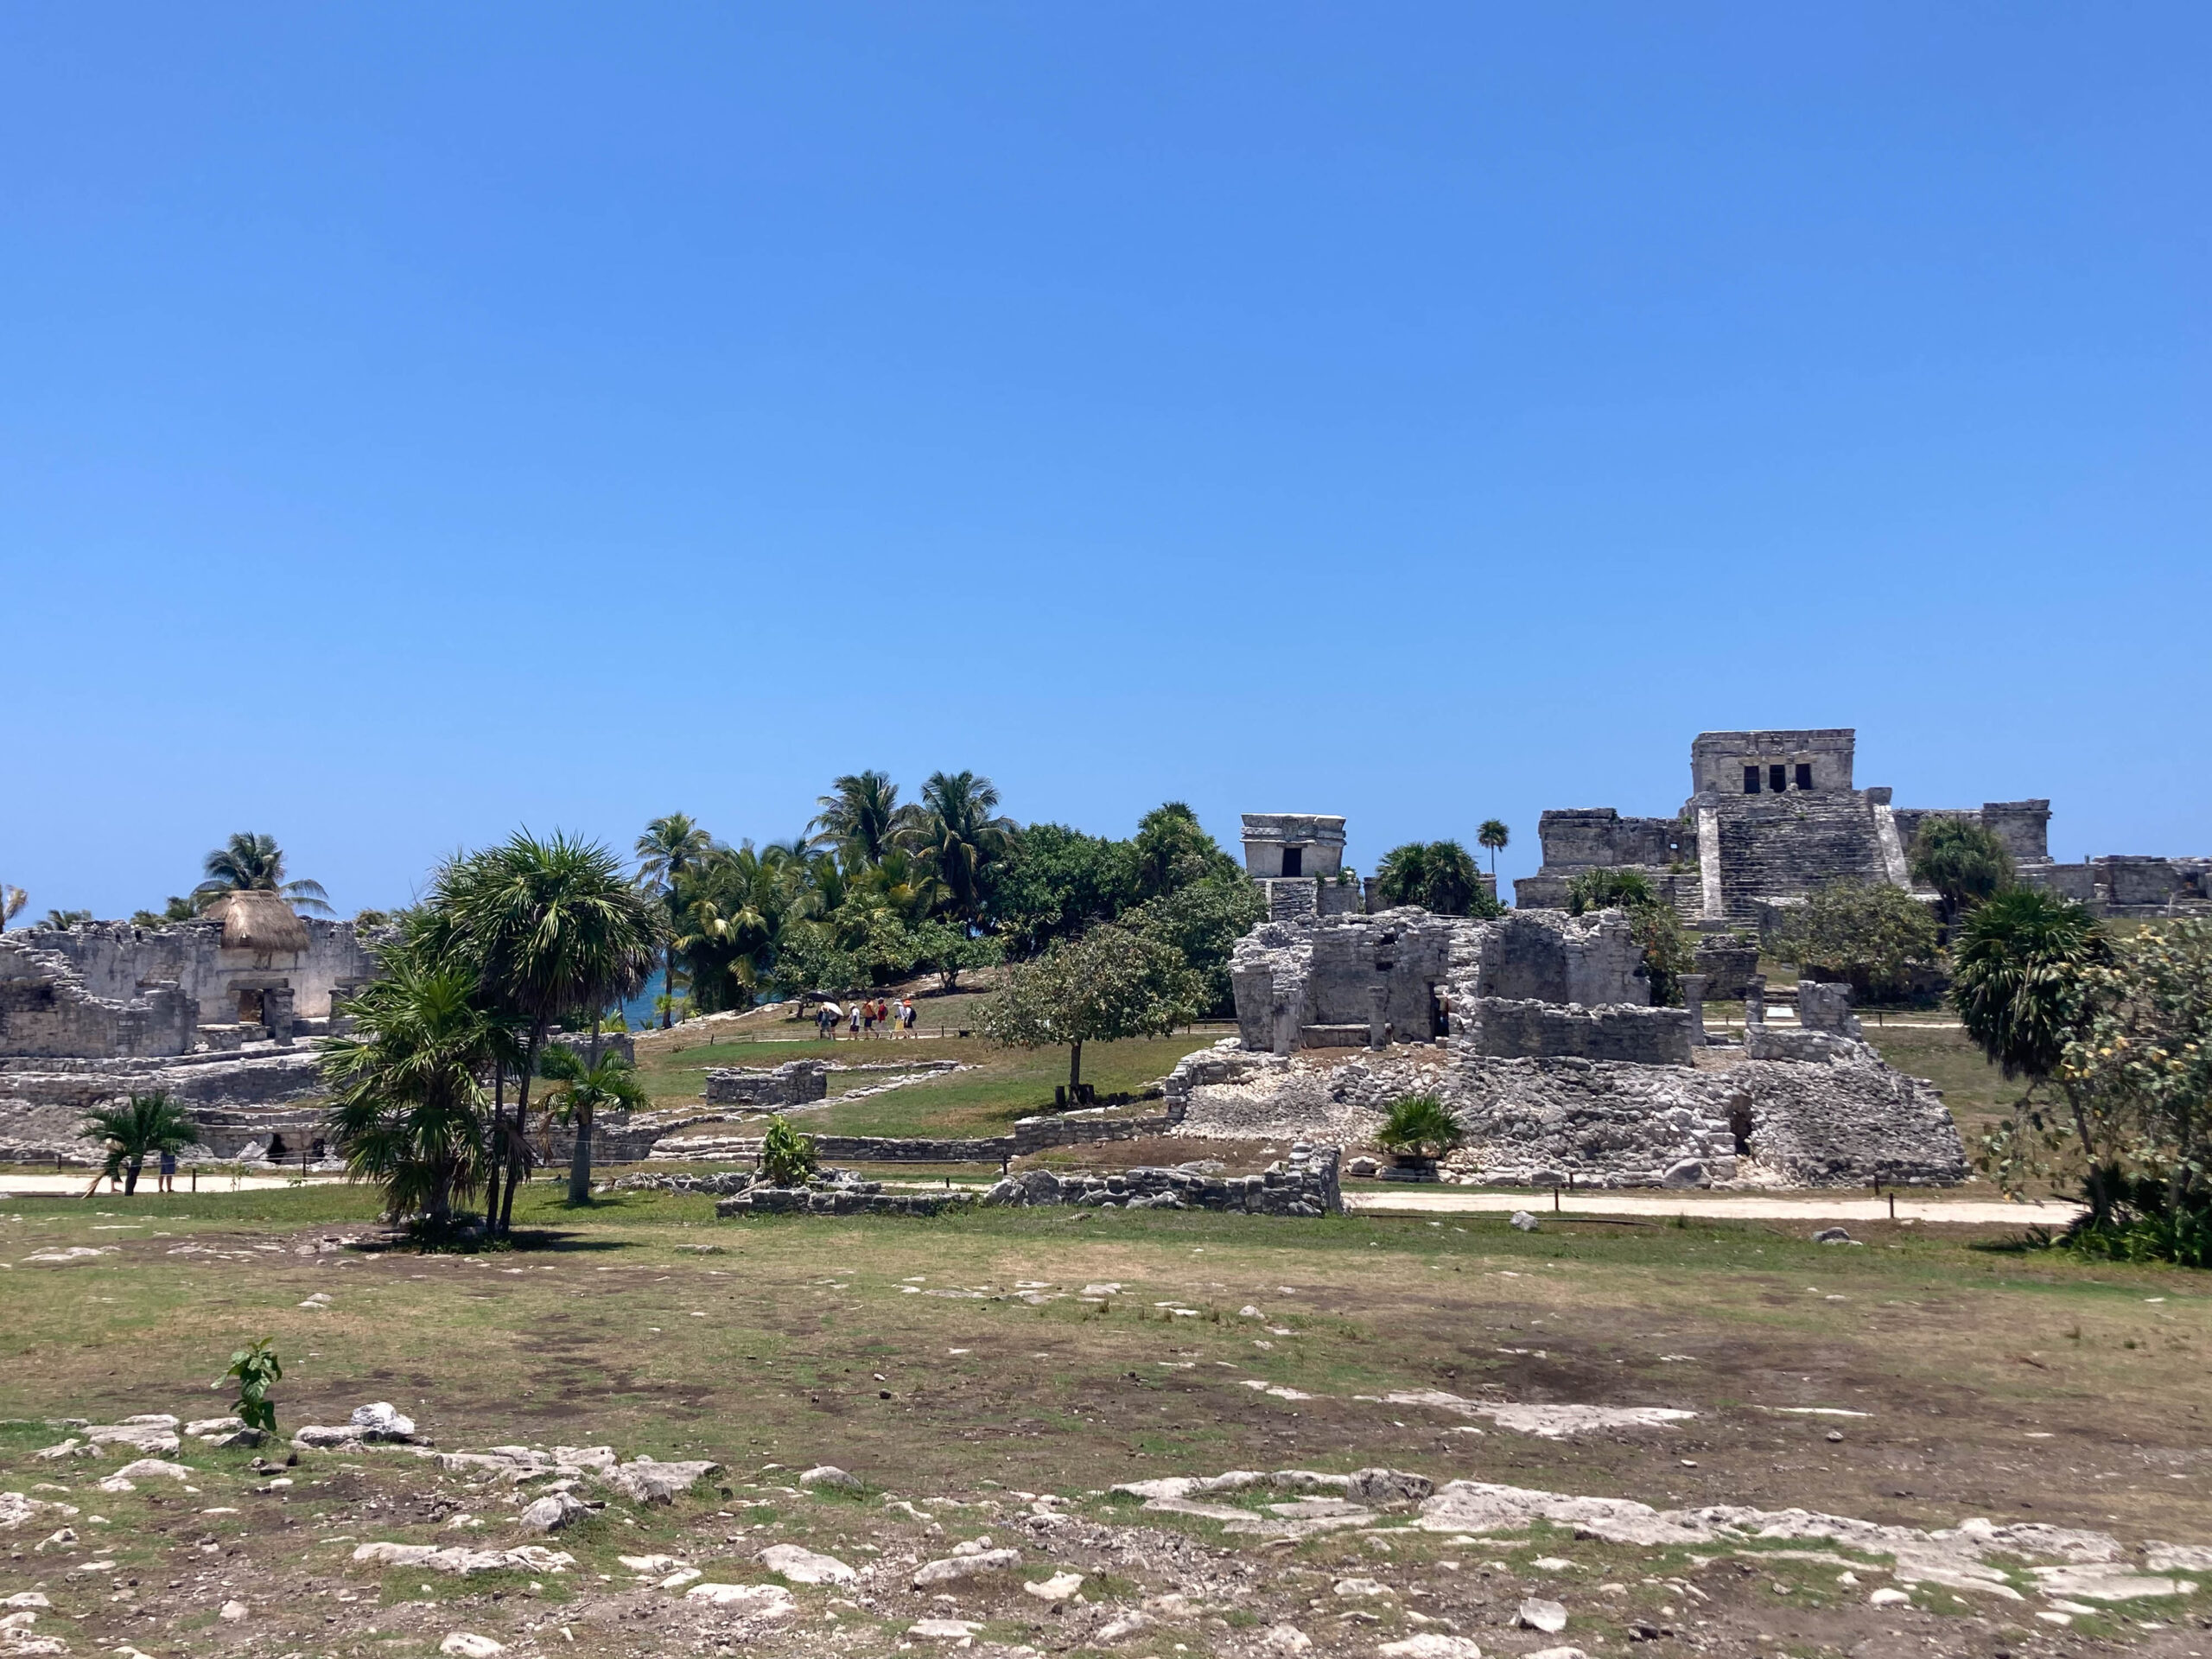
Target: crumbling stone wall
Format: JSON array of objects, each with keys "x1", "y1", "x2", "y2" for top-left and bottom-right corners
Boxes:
[
  {"x1": 1459, "y1": 997, "x2": 1693, "y2": 1065},
  {"x1": 703, "y1": 1058, "x2": 830, "y2": 1107},
  {"x1": 0, "y1": 936, "x2": 200, "y2": 1058},
  {"x1": 985, "y1": 1143, "x2": 1341, "y2": 1215},
  {"x1": 26, "y1": 918, "x2": 377, "y2": 1029}
]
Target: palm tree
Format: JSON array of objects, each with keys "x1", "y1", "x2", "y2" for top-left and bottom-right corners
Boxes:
[
  {"x1": 438, "y1": 832, "x2": 662, "y2": 1230},
  {"x1": 635, "y1": 814, "x2": 713, "y2": 1027},
  {"x1": 810, "y1": 772, "x2": 918, "y2": 868},
  {"x1": 903, "y1": 771, "x2": 1017, "y2": 927},
  {"x1": 1, "y1": 886, "x2": 25, "y2": 933},
  {"x1": 1373, "y1": 843, "x2": 1432, "y2": 909},
  {"x1": 1421, "y1": 841, "x2": 1483, "y2": 915},
  {"x1": 42, "y1": 909, "x2": 93, "y2": 930},
  {"x1": 193, "y1": 832, "x2": 333, "y2": 916},
  {"x1": 1478, "y1": 820, "x2": 1510, "y2": 879},
  {"x1": 82, "y1": 1091, "x2": 195, "y2": 1196},
  {"x1": 1909, "y1": 818, "x2": 2014, "y2": 929},
  {"x1": 538, "y1": 1044, "x2": 648, "y2": 1204},
  {"x1": 322, "y1": 958, "x2": 499, "y2": 1228}
]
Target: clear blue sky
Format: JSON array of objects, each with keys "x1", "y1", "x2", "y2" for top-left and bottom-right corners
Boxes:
[{"x1": 5, "y1": 4, "x2": 2206, "y2": 918}]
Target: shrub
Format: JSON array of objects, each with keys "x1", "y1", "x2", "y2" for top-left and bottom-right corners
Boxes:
[
  {"x1": 1375, "y1": 1094, "x2": 1465, "y2": 1160},
  {"x1": 759, "y1": 1116, "x2": 819, "y2": 1186},
  {"x1": 1770, "y1": 879, "x2": 1942, "y2": 1003}
]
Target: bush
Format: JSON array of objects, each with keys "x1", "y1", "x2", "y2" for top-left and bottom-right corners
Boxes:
[
  {"x1": 1770, "y1": 879, "x2": 1942, "y2": 1004},
  {"x1": 1566, "y1": 868, "x2": 1693, "y2": 1005},
  {"x1": 1375, "y1": 1094, "x2": 1465, "y2": 1160},
  {"x1": 759, "y1": 1116, "x2": 819, "y2": 1186}
]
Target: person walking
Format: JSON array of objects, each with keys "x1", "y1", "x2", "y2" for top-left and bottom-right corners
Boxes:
[
  {"x1": 157, "y1": 1148, "x2": 178, "y2": 1194},
  {"x1": 849, "y1": 1006, "x2": 861, "y2": 1039}
]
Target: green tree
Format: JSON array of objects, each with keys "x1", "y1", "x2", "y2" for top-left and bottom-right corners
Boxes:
[
  {"x1": 129, "y1": 896, "x2": 198, "y2": 928},
  {"x1": 983, "y1": 823, "x2": 1138, "y2": 957},
  {"x1": 1951, "y1": 886, "x2": 2111, "y2": 1204},
  {"x1": 1565, "y1": 868, "x2": 1655, "y2": 913},
  {"x1": 674, "y1": 840, "x2": 793, "y2": 1012},
  {"x1": 907, "y1": 918, "x2": 1003, "y2": 992},
  {"x1": 538, "y1": 1042, "x2": 648, "y2": 1203},
  {"x1": 226, "y1": 1338, "x2": 283, "y2": 1435},
  {"x1": 1121, "y1": 876, "x2": 1266, "y2": 1018},
  {"x1": 759, "y1": 1116, "x2": 819, "y2": 1186},
  {"x1": 1131, "y1": 803, "x2": 1241, "y2": 901},
  {"x1": 322, "y1": 957, "x2": 502, "y2": 1228},
  {"x1": 432, "y1": 832, "x2": 662, "y2": 1230},
  {"x1": 1478, "y1": 819, "x2": 1510, "y2": 878},
  {"x1": 1, "y1": 885, "x2": 26, "y2": 932},
  {"x1": 1376, "y1": 841, "x2": 1502, "y2": 918},
  {"x1": 82, "y1": 1090, "x2": 195, "y2": 1196},
  {"x1": 43, "y1": 908, "x2": 93, "y2": 930},
  {"x1": 810, "y1": 772, "x2": 918, "y2": 868},
  {"x1": 980, "y1": 923, "x2": 1202, "y2": 1093},
  {"x1": 904, "y1": 771, "x2": 1018, "y2": 928},
  {"x1": 2057, "y1": 918, "x2": 2212, "y2": 1263},
  {"x1": 1770, "y1": 880, "x2": 1942, "y2": 1003},
  {"x1": 193, "y1": 832, "x2": 332, "y2": 915},
  {"x1": 635, "y1": 813, "x2": 714, "y2": 1027},
  {"x1": 1909, "y1": 817, "x2": 2014, "y2": 927}
]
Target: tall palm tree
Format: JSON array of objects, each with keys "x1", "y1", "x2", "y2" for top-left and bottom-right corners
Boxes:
[
  {"x1": 902, "y1": 771, "x2": 1017, "y2": 928},
  {"x1": 0, "y1": 885, "x2": 25, "y2": 933},
  {"x1": 193, "y1": 832, "x2": 333, "y2": 916},
  {"x1": 1373, "y1": 842, "x2": 1431, "y2": 908},
  {"x1": 810, "y1": 772, "x2": 917, "y2": 868},
  {"x1": 538, "y1": 1043, "x2": 648, "y2": 1205},
  {"x1": 323, "y1": 957, "x2": 499, "y2": 1227},
  {"x1": 42, "y1": 909, "x2": 93, "y2": 930},
  {"x1": 82, "y1": 1091, "x2": 195, "y2": 1196},
  {"x1": 437, "y1": 832, "x2": 661, "y2": 1229},
  {"x1": 1478, "y1": 820, "x2": 1510, "y2": 879},
  {"x1": 635, "y1": 813, "x2": 713, "y2": 1027}
]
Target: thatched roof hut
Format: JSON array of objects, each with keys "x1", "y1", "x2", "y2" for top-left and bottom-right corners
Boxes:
[{"x1": 210, "y1": 888, "x2": 311, "y2": 955}]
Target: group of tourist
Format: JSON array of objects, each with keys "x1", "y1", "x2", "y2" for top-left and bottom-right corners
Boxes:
[{"x1": 814, "y1": 997, "x2": 918, "y2": 1039}]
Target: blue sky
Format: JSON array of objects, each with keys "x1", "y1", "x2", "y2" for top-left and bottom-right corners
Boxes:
[{"x1": 4, "y1": 3, "x2": 2206, "y2": 917}]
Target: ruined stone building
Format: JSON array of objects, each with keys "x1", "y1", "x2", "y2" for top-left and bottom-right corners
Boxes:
[
  {"x1": 0, "y1": 893, "x2": 379, "y2": 1164},
  {"x1": 1204, "y1": 850, "x2": 1967, "y2": 1188},
  {"x1": 1513, "y1": 727, "x2": 2208, "y2": 926}
]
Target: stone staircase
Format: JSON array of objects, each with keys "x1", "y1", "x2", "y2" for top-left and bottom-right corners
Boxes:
[{"x1": 1713, "y1": 794, "x2": 1888, "y2": 924}]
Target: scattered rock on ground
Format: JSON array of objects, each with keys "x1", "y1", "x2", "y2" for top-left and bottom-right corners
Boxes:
[
  {"x1": 757, "y1": 1542, "x2": 857, "y2": 1585},
  {"x1": 603, "y1": 1457, "x2": 720, "y2": 1505},
  {"x1": 1260, "y1": 1624, "x2": 1313, "y2": 1655},
  {"x1": 438, "y1": 1636, "x2": 505, "y2": 1658},
  {"x1": 517, "y1": 1490, "x2": 597, "y2": 1533},
  {"x1": 1516, "y1": 1597, "x2": 1568, "y2": 1632},
  {"x1": 1346, "y1": 1468, "x2": 1434, "y2": 1506},
  {"x1": 1509, "y1": 1211, "x2": 1539, "y2": 1232},
  {"x1": 798, "y1": 1464, "x2": 861, "y2": 1491},
  {"x1": 907, "y1": 1618, "x2": 982, "y2": 1642},
  {"x1": 1023, "y1": 1570, "x2": 1084, "y2": 1603},
  {"x1": 913, "y1": 1548, "x2": 1022, "y2": 1587},
  {"x1": 1378, "y1": 1637, "x2": 1485, "y2": 1659},
  {"x1": 1812, "y1": 1227, "x2": 1859, "y2": 1245},
  {"x1": 684, "y1": 1582, "x2": 795, "y2": 1618}
]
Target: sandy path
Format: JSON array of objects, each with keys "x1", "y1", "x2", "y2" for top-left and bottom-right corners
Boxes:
[{"x1": 1343, "y1": 1187, "x2": 2082, "y2": 1225}]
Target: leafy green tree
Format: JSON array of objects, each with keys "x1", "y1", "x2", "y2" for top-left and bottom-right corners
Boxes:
[
  {"x1": 323, "y1": 957, "x2": 503, "y2": 1227},
  {"x1": 2054, "y1": 918, "x2": 2212, "y2": 1262},
  {"x1": 43, "y1": 908, "x2": 93, "y2": 930},
  {"x1": 1131, "y1": 803, "x2": 1241, "y2": 901},
  {"x1": 431, "y1": 832, "x2": 661, "y2": 1234},
  {"x1": 130, "y1": 896, "x2": 198, "y2": 927},
  {"x1": 193, "y1": 832, "x2": 332, "y2": 915},
  {"x1": 1376, "y1": 841, "x2": 1501, "y2": 917},
  {"x1": 1952, "y1": 886, "x2": 2111, "y2": 1205},
  {"x1": 2, "y1": 885, "x2": 28, "y2": 932},
  {"x1": 983, "y1": 823, "x2": 1139, "y2": 957},
  {"x1": 1770, "y1": 880, "x2": 1942, "y2": 1003},
  {"x1": 1909, "y1": 817, "x2": 2014, "y2": 927},
  {"x1": 810, "y1": 772, "x2": 918, "y2": 868},
  {"x1": 675, "y1": 841, "x2": 792, "y2": 1011},
  {"x1": 981, "y1": 923, "x2": 1202, "y2": 1093},
  {"x1": 1478, "y1": 819, "x2": 1510, "y2": 878},
  {"x1": 1376, "y1": 1094, "x2": 1465, "y2": 1161},
  {"x1": 904, "y1": 771, "x2": 1018, "y2": 928},
  {"x1": 1121, "y1": 876, "x2": 1265, "y2": 1018},
  {"x1": 907, "y1": 918, "x2": 1003, "y2": 992},
  {"x1": 635, "y1": 813, "x2": 714, "y2": 1027},
  {"x1": 538, "y1": 1043, "x2": 648, "y2": 1202},
  {"x1": 1565, "y1": 868, "x2": 1655, "y2": 913},
  {"x1": 81, "y1": 1090, "x2": 195, "y2": 1195}
]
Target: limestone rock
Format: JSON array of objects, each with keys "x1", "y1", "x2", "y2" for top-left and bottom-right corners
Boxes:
[
  {"x1": 1812, "y1": 1227, "x2": 1859, "y2": 1245},
  {"x1": 1378, "y1": 1638, "x2": 1484, "y2": 1659},
  {"x1": 758, "y1": 1543, "x2": 857, "y2": 1585},
  {"x1": 1346, "y1": 1468, "x2": 1434, "y2": 1507},
  {"x1": 1092, "y1": 1610, "x2": 1152, "y2": 1643},
  {"x1": 518, "y1": 1490, "x2": 596, "y2": 1533},
  {"x1": 350, "y1": 1402, "x2": 417, "y2": 1440},
  {"x1": 84, "y1": 1422, "x2": 179, "y2": 1455},
  {"x1": 439, "y1": 1635, "x2": 505, "y2": 1657},
  {"x1": 913, "y1": 1548, "x2": 1021, "y2": 1587},
  {"x1": 1332, "y1": 1578, "x2": 1390, "y2": 1598},
  {"x1": 351, "y1": 1541, "x2": 574, "y2": 1575},
  {"x1": 602, "y1": 1457, "x2": 719, "y2": 1505},
  {"x1": 1509, "y1": 1211, "x2": 1539, "y2": 1232},
  {"x1": 1259, "y1": 1624, "x2": 1313, "y2": 1655},
  {"x1": 797, "y1": 1464, "x2": 861, "y2": 1491},
  {"x1": 108, "y1": 1459, "x2": 192, "y2": 1483},
  {"x1": 1023, "y1": 1570, "x2": 1084, "y2": 1604},
  {"x1": 32, "y1": 1439, "x2": 96, "y2": 1460},
  {"x1": 907, "y1": 1618, "x2": 982, "y2": 1642},
  {"x1": 1516, "y1": 1598, "x2": 1567, "y2": 1633},
  {"x1": 219, "y1": 1599, "x2": 248, "y2": 1621},
  {"x1": 184, "y1": 1418, "x2": 242, "y2": 1439},
  {"x1": 1868, "y1": 1587, "x2": 1910, "y2": 1606},
  {"x1": 684, "y1": 1582, "x2": 795, "y2": 1618}
]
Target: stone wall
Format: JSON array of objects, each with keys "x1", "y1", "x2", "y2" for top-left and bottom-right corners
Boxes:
[
  {"x1": 1458, "y1": 997, "x2": 1693, "y2": 1065},
  {"x1": 1691, "y1": 936, "x2": 1759, "y2": 1000},
  {"x1": 703, "y1": 1058, "x2": 830, "y2": 1107},
  {"x1": 0, "y1": 1048, "x2": 330, "y2": 1162},
  {"x1": 16, "y1": 917, "x2": 378, "y2": 1037},
  {"x1": 983, "y1": 1142, "x2": 1341, "y2": 1215},
  {"x1": 0, "y1": 935, "x2": 201, "y2": 1058},
  {"x1": 1442, "y1": 1051, "x2": 1967, "y2": 1188}
]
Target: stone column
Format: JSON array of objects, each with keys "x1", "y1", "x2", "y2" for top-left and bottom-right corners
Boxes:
[
  {"x1": 262, "y1": 986, "x2": 296, "y2": 1046},
  {"x1": 1680, "y1": 974, "x2": 1709, "y2": 1046},
  {"x1": 1744, "y1": 974, "x2": 1766, "y2": 1030},
  {"x1": 1367, "y1": 984, "x2": 1389, "y2": 1050},
  {"x1": 1272, "y1": 998, "x2": 1296, "y2": 1058}
]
